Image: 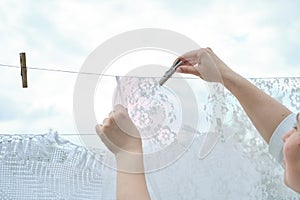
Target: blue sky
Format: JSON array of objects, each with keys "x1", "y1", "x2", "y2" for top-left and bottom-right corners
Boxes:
[{"x1": 0, "y1": 0, "x2": 299, "y2": 144}]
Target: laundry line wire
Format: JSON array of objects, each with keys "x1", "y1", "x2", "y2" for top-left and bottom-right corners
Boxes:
[
  {"x1": 1, "y1": 62, "x2": 300, "y2": 80},
  {"x1": 0, "y1": 63, "x2": 114, "y2": 77},
  {"x1": 0, "y1": 63, "x2": 199, "y2": 79}
]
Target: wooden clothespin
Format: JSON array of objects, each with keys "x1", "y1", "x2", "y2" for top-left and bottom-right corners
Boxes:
[{"x1": 20, "y1": 52, "x2": 28, "y2": 88}]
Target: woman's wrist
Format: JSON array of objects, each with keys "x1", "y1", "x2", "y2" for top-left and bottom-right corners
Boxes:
[
  {"x1": 220, "y1": 68, "x2": 240, "y2": 90},
  {"x1": 115, "y1": 150, "x2": 145, "y2": 173}
]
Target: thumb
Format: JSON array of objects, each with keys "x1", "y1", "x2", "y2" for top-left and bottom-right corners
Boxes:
[{"x1": 177, "y1": 65, "x2": 201, "y2": 77}]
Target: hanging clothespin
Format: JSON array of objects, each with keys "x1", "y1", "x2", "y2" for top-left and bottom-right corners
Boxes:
[{"x1": 20, "y1": 52, "x2": 28, "y2": 88}]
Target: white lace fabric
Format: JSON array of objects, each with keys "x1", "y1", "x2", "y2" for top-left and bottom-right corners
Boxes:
[{"x1": 0, "y1": 77, "x2": 299, "y2": 199}]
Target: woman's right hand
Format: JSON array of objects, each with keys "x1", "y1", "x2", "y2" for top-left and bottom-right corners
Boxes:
[
  {"x1": 95, "y1": 104, "x2": 142, "y2": 156},
  {"x1": 96, "y1": 104, "x2": 146, "y2": 173},
  {"x1": 177, "y1": 47, "x2": 233, "y2": 83}
]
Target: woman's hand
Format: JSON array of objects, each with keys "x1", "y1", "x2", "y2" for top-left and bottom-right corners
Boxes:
[
  {"x1": 95, "y1": 104, "x2": 142, "y2": 156},
  {"x1": 96, "y1": 105, "x2": 151, "y2": 199},
  {"x1": 177, "y1": 47, "x2": 233, "y2": 83}
]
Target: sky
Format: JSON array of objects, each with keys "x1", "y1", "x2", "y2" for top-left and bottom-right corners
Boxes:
[{"x1": 0, "y1": 0, "x2": 299, "y2": 145}]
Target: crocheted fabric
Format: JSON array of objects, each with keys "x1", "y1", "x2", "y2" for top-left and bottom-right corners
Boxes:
[
  {"x1": 0, "y1": 132, "x2": 111, "y2": 199},
  {"x1": 0, "y1": 77, "x2": 299, "y2": 199}
]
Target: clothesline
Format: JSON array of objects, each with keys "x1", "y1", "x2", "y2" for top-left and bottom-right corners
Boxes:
[
  {"x1": 1, "y1": 63, "x2": 299, "y2": 79},
  {"x1": 0, "y1": 63, "x2": 199, "y2": 79}
]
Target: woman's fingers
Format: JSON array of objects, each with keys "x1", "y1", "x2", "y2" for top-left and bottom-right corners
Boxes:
[
  {"x1": 176, "y1": 65, "x2": 201, "y2": 77},
  {"x1": 95, "y1": 124, "x2": 103, "y2": 137},
  {"x1": 96, "y1": 124, "x2": 115, "y2": 144}
]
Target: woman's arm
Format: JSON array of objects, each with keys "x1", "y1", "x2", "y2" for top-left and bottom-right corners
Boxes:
[
  {"x1": 115, "y1": 155, "x2": 151, "y2": 200},
  {"x1": 221, "y1": 70, "x2": 291, "y2": 143},
  {"x1": 96, "y1": 104, "x2": 151, "y2": 200},
  {"x1": 177, "y1": 48, "x2": 291, "y2": 143}
]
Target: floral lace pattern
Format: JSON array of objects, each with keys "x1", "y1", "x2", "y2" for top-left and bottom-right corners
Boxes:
[
  {"x1": 0, "y1": 77, "x2": 299, "y2": 199},
  {"x1": 114, "y1": 77, "x2": 181, "y2": 149},
  {"x1": 145, "y1": 77, "x2": 300, "y2": 199}
]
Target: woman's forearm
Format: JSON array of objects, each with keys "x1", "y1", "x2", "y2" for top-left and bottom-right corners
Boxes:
[
  {"x1": 116, "y1": 171, "x2": 151, "y2": 200},
  {"x1": 116, "y1": 154, "x2": 151, "y2": 200},
  {"x1": 222, "y1": 70, "x2": 292, "y2": 143}
]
